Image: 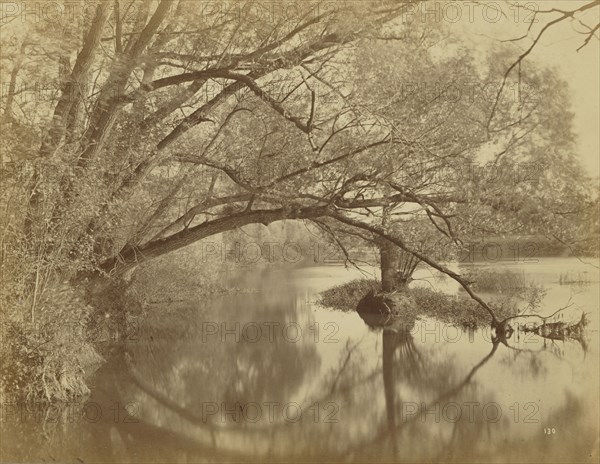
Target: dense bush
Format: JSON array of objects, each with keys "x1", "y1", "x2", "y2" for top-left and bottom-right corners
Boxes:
[
  {"x1": 461, "y1": 268, "x2": 528, "y2": 292},
  {"x1": 559, "y1": 270, "x2": 599, "y2": 285},
  {"x1": 1, "y1": 283, "x2": 104, "y2": 402},
  {"x1": 130, "y1": 248, "x2": 227, "y2": 304}
]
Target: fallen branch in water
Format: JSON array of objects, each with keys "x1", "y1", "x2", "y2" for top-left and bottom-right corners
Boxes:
[{"x1": 494, "y1": 301, "x2": 590, "y2": 349}]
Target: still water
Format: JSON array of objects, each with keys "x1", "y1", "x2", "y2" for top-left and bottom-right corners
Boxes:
[{"x1": 2, "y1": 258, "x2": 599, "y2": 462}]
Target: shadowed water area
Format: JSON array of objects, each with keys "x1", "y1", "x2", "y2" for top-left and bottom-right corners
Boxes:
[{"x1": 1, "y1": 258, "x2": 598, "y2": 462}]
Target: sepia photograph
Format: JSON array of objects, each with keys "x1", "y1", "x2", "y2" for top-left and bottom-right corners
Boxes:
[{"x1": 0, "y1": 1, "x2": 599, "y2": 462}]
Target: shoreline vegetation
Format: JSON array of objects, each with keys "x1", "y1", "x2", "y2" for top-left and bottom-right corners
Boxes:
[
  {"x1": 317, "y1": 276, "x2": 539, "y2": 329},
  {"x1": 0, "y1": 256, "x2": 590, "y2": 405}
]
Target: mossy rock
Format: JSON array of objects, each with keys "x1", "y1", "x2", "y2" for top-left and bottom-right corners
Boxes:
[{"x1": 357, "y1": 289, "x2": 416, "y2": 316}]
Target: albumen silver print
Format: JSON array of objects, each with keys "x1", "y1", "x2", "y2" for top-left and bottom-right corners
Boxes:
[{"x1": 0, "y1": 1, "x2": 599, "y2": 462}]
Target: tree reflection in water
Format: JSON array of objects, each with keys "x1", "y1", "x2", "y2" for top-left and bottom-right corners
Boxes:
[
  {"x1": 345, "y1": 311, "x2": 501, "y2": 461},
  {"x1": 107, "y1": 310, "x2": 506, "y2": 462},
  {"x1": 2, "y1": 283, "x2": 595, "y2": 463}
]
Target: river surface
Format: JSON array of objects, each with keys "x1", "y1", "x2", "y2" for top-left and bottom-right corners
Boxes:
[{"x1": 1, "y1": 258, "x2": 599, "y2": 462}]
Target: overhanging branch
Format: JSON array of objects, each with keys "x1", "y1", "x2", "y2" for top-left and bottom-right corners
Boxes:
[{"x1": 330, "y1": 212, "x2": 499, "y2": 325}]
